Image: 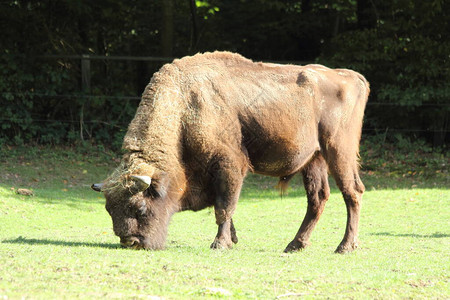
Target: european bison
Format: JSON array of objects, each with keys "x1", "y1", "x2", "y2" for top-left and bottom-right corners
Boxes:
[{"x1": 92, "y1": 51, "x2": 369, "y2": 253}]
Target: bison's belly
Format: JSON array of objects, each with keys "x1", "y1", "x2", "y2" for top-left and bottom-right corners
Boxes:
[{"x1": 247, "y1": 142, "x2": 319, "y2": 177}]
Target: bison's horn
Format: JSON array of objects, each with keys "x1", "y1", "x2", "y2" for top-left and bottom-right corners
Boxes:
[
  {"x1": 130, "y1": 175, "x2": 152, "y2": 192},
  {"x1": 91, "y1": 183, "x2": 104, "y2": 192}
]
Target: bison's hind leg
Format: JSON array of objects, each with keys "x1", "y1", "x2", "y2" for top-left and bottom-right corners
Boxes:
[
  {"x1": 284, "y1": 154, "x2": 330, "y2": 252},
  {"x1": 322, "y1": 137, "x2": 365, "y2": 254}
]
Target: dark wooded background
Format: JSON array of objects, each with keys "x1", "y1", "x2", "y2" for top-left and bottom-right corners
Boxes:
[{"x1": 1, "y1": 0, "x2": 448, "y2": 149}]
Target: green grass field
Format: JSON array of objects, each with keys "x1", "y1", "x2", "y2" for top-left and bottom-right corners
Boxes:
[{"x1": 0, "y1": 145, "x2": 449, "y2": 299}]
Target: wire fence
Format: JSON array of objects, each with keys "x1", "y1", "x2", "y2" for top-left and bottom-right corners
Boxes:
[
  {"x1": 3, "y1": 55, "x2": 449, "y2": 143},
  {"x1": 2, "y1": 94, "x2": 448, "y2": 135},
  {"x1": 3, "y1": 91, "x2": 450, "y2": 107}
]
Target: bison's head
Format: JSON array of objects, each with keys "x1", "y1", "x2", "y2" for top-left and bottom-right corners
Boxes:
[{"x1": 92, "y1": 158, "x2": 181, "y2": 250}]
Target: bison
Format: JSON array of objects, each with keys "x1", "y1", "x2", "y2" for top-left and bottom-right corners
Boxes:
[{"x1": 91, "y1": 51, "x2": 369, "y2": 253}]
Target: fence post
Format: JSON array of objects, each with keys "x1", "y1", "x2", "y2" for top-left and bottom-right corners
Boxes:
[
  {"x1": 80, "y1": 55, "x2": 91, "y2": 141},
  {"x1": 81, "y1": 54, "x2": 91, "y2": 93}
]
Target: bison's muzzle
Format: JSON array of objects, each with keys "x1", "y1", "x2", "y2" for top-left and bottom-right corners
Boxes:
[
  {"x1": 119, "y1": 235, "x2": 163, "y2": 250},
  {"x1": 120, "y1": 236, "x2": 145, "y2": 249}
]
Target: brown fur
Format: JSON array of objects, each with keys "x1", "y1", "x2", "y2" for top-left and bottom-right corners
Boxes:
[{"x1": 95, "y1": 51, "x2": 369, "y2": 252}]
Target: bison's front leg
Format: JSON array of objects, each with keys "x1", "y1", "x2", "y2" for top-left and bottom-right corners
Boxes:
[{"x1": 210, "y1": 160, "x2": 245, "y2": 249}]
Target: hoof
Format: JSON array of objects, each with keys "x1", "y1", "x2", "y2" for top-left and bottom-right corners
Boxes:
[
  {"x1": 230, "y1": 221, "x2": 238, "y2": 244},
  {"x1": 283, "y1": 239, "x2": 310, "y2": 253},
  {"x1": 210, "y1": 238, "x2": 233, "y2": 250},
  {"x1": 231, "y1": 233, "x2": 238, "y2": 244},
  {"x1": 335, "y1": 241, "x2": 358, "y2": 254}
]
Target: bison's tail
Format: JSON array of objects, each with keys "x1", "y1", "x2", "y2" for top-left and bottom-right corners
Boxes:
[{"x1": 276, "y1": 173, "x2": 296, "y2": 196}]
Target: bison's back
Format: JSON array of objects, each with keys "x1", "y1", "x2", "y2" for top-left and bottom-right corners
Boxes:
[{"x1": 178, "y1": 55, "x2": 368, "y2": 177}]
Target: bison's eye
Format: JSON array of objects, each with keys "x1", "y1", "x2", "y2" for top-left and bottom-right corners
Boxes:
[
  {"x1": 143, "y1": 181, "x2": 167, "y2": 200},
  {"x1": 144, "y1": 184, "x2": 159, "y2": 199},
  {"x1": 137, "y1": 201, "x2": 147, "y2": 216}
]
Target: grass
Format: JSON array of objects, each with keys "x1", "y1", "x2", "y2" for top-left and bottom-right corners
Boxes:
[{"x1": 0, "y1": 144, "x2": 449, "y2": 299}]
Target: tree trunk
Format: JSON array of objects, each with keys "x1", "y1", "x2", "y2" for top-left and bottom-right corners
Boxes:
[
  {"x1": 432, "y1": 112, "x2": 448, "y2": 148},
  {"x1": 161, "y1": 0, "x2": 174, "y2": 57},
  {"x1": 301, "y1": 0, "x2": 312, "y2": 13},
  {"x1": 189, "y1": 0, "x2": 199, "y2": 53},
  {"x1": 357, "y1": 0, "x2": 377, "y2": 29}
]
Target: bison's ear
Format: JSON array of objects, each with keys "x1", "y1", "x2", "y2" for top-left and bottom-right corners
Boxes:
[
  {"x1": 146, "y1": 172, "x2": 169, "y2": 199},
  {"x1": 91, "y1": 183, "x2": 104, "y2": 192},
  {"x1": 130, "y1": 175, "x2": 152, "y2": 193}
]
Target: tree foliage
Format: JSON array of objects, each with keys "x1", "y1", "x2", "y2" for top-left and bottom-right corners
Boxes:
[
  {"x1": 320, "y1": 0, "x2": 449, "y2": 146},
  {"x1": 0, "y1": 0, "x2": 448, "y2": 148}
]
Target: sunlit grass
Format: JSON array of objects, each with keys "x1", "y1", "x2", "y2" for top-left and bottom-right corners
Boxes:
[{"x1": 0, "y1": 146, "x2": 448, "y2": 298}]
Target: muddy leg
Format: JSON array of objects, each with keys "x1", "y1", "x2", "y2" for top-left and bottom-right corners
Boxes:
[
  {"x1": 284, "y1": 154, "x2": 330, "y2": 252},
  {"x1": 210, "y1": 159, "x2": 245, "y2": 249}
]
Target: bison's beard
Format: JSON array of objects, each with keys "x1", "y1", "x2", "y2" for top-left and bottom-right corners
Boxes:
[{"x1": 140, "y1": 220, "x2": 170, "y2": 250}]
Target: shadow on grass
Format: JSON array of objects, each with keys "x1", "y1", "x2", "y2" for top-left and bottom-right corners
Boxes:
[
  {"x1": 2, "y1": 236, "x2": 120, "y2": 249},
  {"x1": 370, "y1": 232, "x2": 449, "y2": 238}
]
